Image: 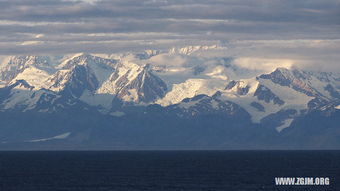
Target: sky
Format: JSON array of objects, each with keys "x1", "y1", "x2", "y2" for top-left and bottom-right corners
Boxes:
[{"x1": 0, "y1": 0, "x2": 339, "y2": 71}]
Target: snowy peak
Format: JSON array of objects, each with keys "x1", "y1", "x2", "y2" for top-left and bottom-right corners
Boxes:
[
  {"x1": 124, "y1": 64, "x2": 167, "y2": 103},
  {"x1": 46, "y1": 64, "x2": 99, "y2": 98},
  {"x1": 225, "y1": 80, "x2": 250, "y2": 95},
  {"x1": 169, "y1": 45, "x2": 220, "y2": 55},
  {"x1": 260, "y1": 68, "x2": 320, "y2": 97},
  {"x1": 58, "y1": 53, "x2": 117, "y2": 87},
  {"x1": 0, "y1": 56, "x2": 52, "y2": 82},
  {"x1": 58, "y1": 53, "x2": 116, "y2": 70},
  {"x1": 0, "y1": 79, "x2": 56, "y2": 112},
  {"x1": 0, "y1": 48, "x2": 339, "y2": 134},
  {"x1": 260, "y1": 68, "x2": 307, "y2": 86},
  {"x1": 259, "y1": 67, "x2": 340, "y2": 101},
  {"x1": 10, "y1": 65, "x2": 54, "y2": 90},
  {"x1": 99, "y1": 63, "x2": 167, "y2": 103}
]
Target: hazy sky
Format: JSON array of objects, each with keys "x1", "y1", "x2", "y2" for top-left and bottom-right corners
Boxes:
[{"x1": 0, "y1": 0, "x2": 339, "y2": 70}]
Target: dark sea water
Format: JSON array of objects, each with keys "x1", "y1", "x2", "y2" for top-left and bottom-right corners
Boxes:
[{"x1": 0, "y1": 151, "x2": 339, "y2": 191}]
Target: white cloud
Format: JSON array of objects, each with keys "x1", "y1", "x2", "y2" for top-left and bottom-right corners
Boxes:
[
  {"x1": 35, "y1": 34, "x2": 45, "y2": 38},
  {"x1": 0, "y1": 0, "x2": 338, "y2": 72},
  {"x1": 233, "y1": 58, "x2": 295, "y2": 72},
  {"x1": 20, "y1": 41, "x2": 41, "y2": 45},
  {"x1": 63, "y1": 0, "x2": 100, "y2": 4}
]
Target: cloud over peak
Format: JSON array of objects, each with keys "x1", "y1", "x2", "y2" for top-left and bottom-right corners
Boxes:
[{"x1": 0, "y1": 0, "x2": 339, "y2": 71}]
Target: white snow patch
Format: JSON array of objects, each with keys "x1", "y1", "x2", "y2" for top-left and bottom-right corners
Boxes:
[
  {"x1": 12, "y1": 66, "x2": 52, "y2": 89},
  {"x1": 44, "y1": 69, "x2": 70, "y2": 92},
  {"x1": 28, "y1": 132, "x2": 71, "y2": 143},
  {"x1": 258, "y1": 78, "x2": 313, "y2": 107},
  {"x1": 80, "y1": 90, "x2": 114, "y2": 110},
  {"x1": 177, "y1": 99, "x2": 201, "y2": 110},
  {"x1": 121, "y1": 89, "x2": 139, "y2": 102},
  {"x1": 3, "y1": 90, "x2": 32, "y2": 110},
  {"x1": 220, "y1": 77, "x2": 311, "y2": 123},
  {"x1": 157, "y1": 78, "x2": 225, "y2": 106},
  {"x1": 110, "y1": 111, "x2": 125, "y2": 117},
  {"x1": 220, "y1": 94, "x2": 281, "y2": 123},
  {"x1": 276, "y1": 119, "x2": 294, "y2": 132}
]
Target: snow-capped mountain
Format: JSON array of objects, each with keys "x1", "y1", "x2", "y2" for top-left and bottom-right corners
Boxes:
[
  {"x1": 0, "y1": 56, "x2": 55, "y2": 85},
  {"x1": 98, "y1": 63, "x2": 167, "y2": 103},
  {"x1": 47, "y1": 64, "x2": 99, "y2": 97},
  {"x1": 0, "y1": 48, "x2": 339, "y2": 125},
  {"x1": 0, "y1": 46, "x2": 339, "y2": 149}
]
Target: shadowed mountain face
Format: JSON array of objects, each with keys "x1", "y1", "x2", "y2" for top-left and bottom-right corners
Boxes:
[
  {"x1": 106, "y1": 64, "x2": 168, "y2": 103},
  {"x1": 254, "y1": 85, "x2": 285, "y2": 106},
  {"x1": 52, "y1": 65, "x2": 99, "y2": 98},
  {"x1": 0, "y1": 49, "x2": 339, "y2": 150}
]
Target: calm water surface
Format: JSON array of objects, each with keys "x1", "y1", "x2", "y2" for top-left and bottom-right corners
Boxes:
[{"x1": 0, "y1": 151, "x2": 339, "y2": 191}]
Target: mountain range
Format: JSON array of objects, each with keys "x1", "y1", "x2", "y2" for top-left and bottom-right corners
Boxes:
[{"x1": 0, "y1": 45, "x2": 339, "y2": 150}]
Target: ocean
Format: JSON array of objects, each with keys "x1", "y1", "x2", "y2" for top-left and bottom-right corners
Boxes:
[{"x1": 0, "y1": 151, "x2": 338, "y2": 191}]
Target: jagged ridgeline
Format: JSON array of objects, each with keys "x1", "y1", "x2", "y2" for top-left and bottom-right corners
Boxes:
[{"x1": 0, "y1": 46, "x2": 339, "y2": 149}]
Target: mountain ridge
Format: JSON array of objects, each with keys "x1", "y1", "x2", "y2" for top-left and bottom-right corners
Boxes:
[{"x1": 0, "y1": 47, "x2": 339, "y2": 149}]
